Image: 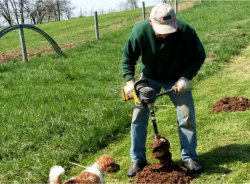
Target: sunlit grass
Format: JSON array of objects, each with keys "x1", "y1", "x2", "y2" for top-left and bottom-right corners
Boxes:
[{"x1": 102, "y1": 42, "x2": 250, "y2": 184}]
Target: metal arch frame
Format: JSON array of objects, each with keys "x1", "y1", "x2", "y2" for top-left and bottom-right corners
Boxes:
[{"x1": 0, "y1": 24, "x2": 65, "y2": 59}]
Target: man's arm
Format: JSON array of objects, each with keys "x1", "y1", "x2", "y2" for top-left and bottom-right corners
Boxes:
[
  {"x1": 174, "y1": 27, "x2": 206, "y2": 94},
  {"x1": 182, "y1": 28, "x2": 206, "y2": 80},
  {"x1": 121, "y1": 31, "x2": 141, "y2": 82}
]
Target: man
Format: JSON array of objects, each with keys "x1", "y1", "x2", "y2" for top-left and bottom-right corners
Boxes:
[{"x1": 121, "y1": 3, "x2": 206, "y2": 177}]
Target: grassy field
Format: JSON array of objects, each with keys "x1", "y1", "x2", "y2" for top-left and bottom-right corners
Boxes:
[
  {"x1": 0, "y1": 1, "x2": 250, "y2": 183},
  {"x1": 91, "y1": 45, "x2": 250, "y2": 184}
]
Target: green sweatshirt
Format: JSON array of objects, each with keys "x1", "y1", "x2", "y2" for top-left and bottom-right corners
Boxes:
[{"x1": 122, "y1": 18, "x2": 206, "y2": 83}]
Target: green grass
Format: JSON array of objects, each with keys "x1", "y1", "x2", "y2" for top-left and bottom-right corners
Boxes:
[
  {"x1": 0, "y1": 41, "x2": 132, "y2": 183},
  {"x1": 0, "y1": 1, "x2": 250, "y2": 183},
  {"x1": 0, "y1": 8, "x2": 150, "y2": 53},
  {"x1": 89, "y1": 45, "x2": 250, "y2": 184}
]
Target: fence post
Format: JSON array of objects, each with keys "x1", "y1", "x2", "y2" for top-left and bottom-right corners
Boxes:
[
  {"x1": 94, "y1": 11, "x2": 99, "y2": 40},
  {"x1": 175, "y1": 0, "x2": 178, "y2": 14},
  {"x1": 19, "y1": 25, "x2": 28, "y2": 62},
  {"x1": 142, "y1": 1, "x2": 145, "y2": 20}
]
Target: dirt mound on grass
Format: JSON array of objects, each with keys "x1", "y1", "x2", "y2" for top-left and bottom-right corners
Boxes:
[
  {"x1": 136, "y1": 137, "x2": 192, "y2": 184},
  {"x1": 211, "y1": 97, "x2": 250, "y2": 113},
  {"x1": 136, "y1": 163, "x2": 192, "y2": 184}
]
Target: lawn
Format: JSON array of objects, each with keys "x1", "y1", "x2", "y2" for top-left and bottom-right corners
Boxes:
[
  {"x1": 81, "y1": 45, "x2": 250, "y2": 184},
  {"x1": 0, "y1": 1, "x2": 249, "y2": 183}
]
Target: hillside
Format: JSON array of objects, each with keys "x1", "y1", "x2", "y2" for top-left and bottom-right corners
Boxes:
[{"x1": 0, "y1": 2, "x2": 196, "y2": 64}]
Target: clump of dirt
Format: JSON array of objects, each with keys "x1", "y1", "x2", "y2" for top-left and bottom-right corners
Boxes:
[
  {"x1": 148, "y1": 138, "x2": 172, "y2": 165},
  {"x1": 211, "y1": 97, "x2": 250, "y2": 113},
  {"x1": 136, "y1": 163, "x2": 192, "y2": 184},
  {"x1": 136, "y1": 136, "x2": 192, "y2": 184}
]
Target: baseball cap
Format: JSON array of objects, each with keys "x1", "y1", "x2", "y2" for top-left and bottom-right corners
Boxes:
[{"x1": 150, "y1": 3, "x2": 178, "y2": 34}]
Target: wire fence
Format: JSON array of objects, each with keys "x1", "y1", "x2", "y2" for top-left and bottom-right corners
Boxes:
[{"x1": 0, "y1": 0, "x2": 201, "y2": 63}]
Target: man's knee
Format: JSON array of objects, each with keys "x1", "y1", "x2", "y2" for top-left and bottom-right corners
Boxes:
[
  {"x1": 132, "y1": 106, "x2": 149, "y2": 123},
  {"x1": 177, "y1": 105, "x2": 196, "y2": 129}
]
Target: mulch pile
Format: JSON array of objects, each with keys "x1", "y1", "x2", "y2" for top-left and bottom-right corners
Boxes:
[
  {"x1": 211, "y1": 97, "x2": 250, "y2": 113},
  {"x1": 136, "y1": 163, "x2": 192, "y2": 184}
]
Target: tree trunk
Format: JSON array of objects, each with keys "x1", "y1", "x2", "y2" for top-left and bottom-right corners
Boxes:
[
  {"x1": 19, "y1": 0, "x2": 24, "y2": 23},
  {"x1": 56, "y1": 0, "x2": 60, "y2": 21}
]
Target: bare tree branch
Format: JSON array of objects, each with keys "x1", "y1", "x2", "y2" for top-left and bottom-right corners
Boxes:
[
  {"x1": 0, "y1": 0, "x2": 12, "y2": 25},
  {"x1": 0, "y1": 0, "x2": 75, "y2": 25},
  {"x1": 127, "y1": 0, "x2": 138, "y2": 10},
  {"x1": 9, "y1": 0, "x2": 19, "y2": 24}
]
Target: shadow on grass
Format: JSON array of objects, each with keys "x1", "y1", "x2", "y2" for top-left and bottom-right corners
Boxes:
[{"x1": 198, "y1": 144, "x2": 250, "y2": 175}]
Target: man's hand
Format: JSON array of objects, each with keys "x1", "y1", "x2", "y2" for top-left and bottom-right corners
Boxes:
[
  {"x1": 173, "y1": 77, "x2": 191, "y2": 94},
  {"x1": 125, "y1": 79, "x2": 135, "y2": 98}
]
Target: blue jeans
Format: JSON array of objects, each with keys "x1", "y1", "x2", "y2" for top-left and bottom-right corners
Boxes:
[{"x1": 130, "y1": 77, "x2": 197, "y2": 163}]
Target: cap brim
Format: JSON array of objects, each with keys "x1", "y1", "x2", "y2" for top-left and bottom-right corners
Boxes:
[{"x1": 151, "y1": 18, "x2": 177, "y2": 34}]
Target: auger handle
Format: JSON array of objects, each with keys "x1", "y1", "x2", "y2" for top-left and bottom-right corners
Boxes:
[{"x1": 156, "y1": 88, "x2": 175, "y2": 97}]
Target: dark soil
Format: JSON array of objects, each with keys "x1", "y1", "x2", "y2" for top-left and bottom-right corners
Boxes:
[
  {"x1": 136, "y1": 136, "x2": 192, "y2": 184},
  {"x1": 148, "y1": 137, "x2": 169, "y2": 148},
  {"x1": 211, "y1": 97, "x2": 250, "y2": 113},
  {"x1": 136, "y1": 163, "x2": 192, "y2": 184}
]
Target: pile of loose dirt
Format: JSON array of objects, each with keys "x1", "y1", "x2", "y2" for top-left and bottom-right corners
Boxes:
[
  {"x1": 148, "y1": 138, "x2": 172, "y2": 165},
  {"x1": 136, "y1": 163, "x2": 192, "y2": 184},
  {"x1": 211, "y1": 97, "x2": 250, "y2": 113},
  {"x1": 136, "y1": 137, "x2": 192, "y2": 184}
]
